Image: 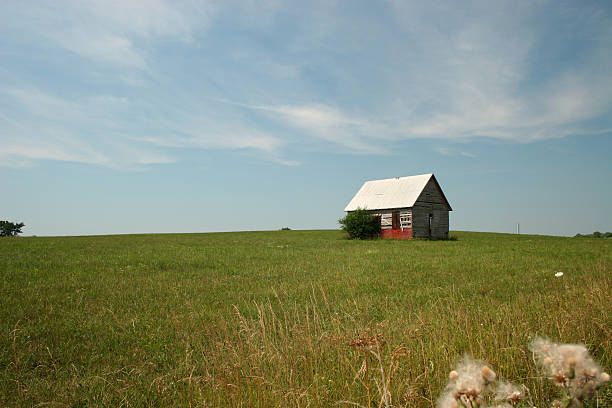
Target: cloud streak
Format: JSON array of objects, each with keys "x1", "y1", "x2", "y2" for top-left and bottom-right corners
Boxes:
[
  {"x1": 0, "y1": 86, "x2": 291, "y2": 169},
  {"x1": 4, "y1": 0, "x2": 211, "y2": 69},
  {"x1": 1, "y1": 0, "x2": 611, "y2": 168}
]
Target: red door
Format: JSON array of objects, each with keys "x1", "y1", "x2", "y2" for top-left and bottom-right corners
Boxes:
[{"x1": 392, "y1": 212, "x2": 400, "y2": 230}]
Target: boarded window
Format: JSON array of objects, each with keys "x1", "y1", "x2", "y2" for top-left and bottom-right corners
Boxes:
[{"x1": 381, "y1": 213, "x2": 392, "y2": 229}]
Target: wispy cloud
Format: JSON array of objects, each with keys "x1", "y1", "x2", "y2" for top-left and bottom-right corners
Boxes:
[
  {"x1": 248, "y1": 104, "x2": 391, "y2": 153},
  {"x1": 0, "y1": 88, "x2": 175, "y2": 169},
  {"x1": 54, "y1": 30, "x2": 148, "y2": 69},
  {"x1": 0, "y1": 132, "x2": 176, "y2": 170},
  {"x1": 2, "y1": 0, "x2": 611, "y2": 170},
  {"x1": 0, "y1": 86, "x2": 293, "y2": 169},
  {"x1": 434, "y1": 146, "x2": 476, "y2": 158},
  {"x1": 4, "y1": 0, "x2": 212, "y2": 69},
  {"x1": 386, "y1": 1, "x2": 612, "y2": 143},
  {"x1": 230, "y1": 1, "x2": 612, "y2": 152},
  {"x1": 134, "y1": 130, "x2": 281, "y2": 153},
  {"x1": 0, "y1": 139, "x2": 111, "y2": 168}
]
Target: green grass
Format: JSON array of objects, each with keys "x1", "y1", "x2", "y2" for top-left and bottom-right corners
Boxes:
[{"x1": 1, "y1": 230, "x2": 611, "y2": 407}]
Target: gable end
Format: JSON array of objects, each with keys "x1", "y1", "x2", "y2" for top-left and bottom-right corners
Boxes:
[{"x1": 414, "y1": 175, "x2": 452, "y2": 211}]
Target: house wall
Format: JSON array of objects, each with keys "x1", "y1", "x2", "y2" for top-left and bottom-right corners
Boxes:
[
  {"x1": 411, "y1": 179, "x2": 449, "y2": 239},
  {"x1": 370, "y1": 208, "x2": 411, "y2": 229},
  {"x1": 369, "y1": 208, "x2": 413, "y2": 240}
]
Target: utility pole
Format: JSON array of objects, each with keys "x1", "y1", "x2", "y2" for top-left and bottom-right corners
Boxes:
[{"x1": 517, "y1": 223, "x2": 520, "y2": 235}]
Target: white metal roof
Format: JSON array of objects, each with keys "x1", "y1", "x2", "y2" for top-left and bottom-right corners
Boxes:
[{"x1": 344, "y1": 173, "x2": 435, "y2": 211}]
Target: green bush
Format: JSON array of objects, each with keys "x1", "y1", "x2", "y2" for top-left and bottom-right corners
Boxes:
[{"x1": 338, "y1": 208, "x2": 380, "y2": 239}]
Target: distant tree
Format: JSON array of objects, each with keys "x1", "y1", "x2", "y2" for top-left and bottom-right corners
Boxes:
[
  {"x1": 0, "y1": 221, "x2": 25, "y2": 237},
  {"x1": 574, "y1": 233, "x2": 583, "y2": 237},
  {"x1": 339, "y1": 208, "x2": 381, "y2": 240},
  {"x1": 575, "y1": 231, "x2": 612, "y2": 238}
]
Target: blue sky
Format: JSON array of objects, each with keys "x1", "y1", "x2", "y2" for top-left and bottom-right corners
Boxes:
[{"x1": 1, "y1": 1, "x2": 611, "y2": 236}]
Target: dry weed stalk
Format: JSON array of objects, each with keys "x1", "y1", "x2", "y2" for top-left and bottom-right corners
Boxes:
[{"x1": 339, "y1": 333, "x2": 403, "y2": 408}]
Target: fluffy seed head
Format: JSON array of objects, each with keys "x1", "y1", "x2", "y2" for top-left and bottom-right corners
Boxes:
[
  {"x1": 601, "y1": 372, "x2": 610, "y2": 382},
  {"x1": 494, "y1": 381, "x2": 524, "y2": 405},
  {"x1": 438, "y1": 357, "x2": 496, "y2": 408},
  {"x1": 452, "y1": 357, "x2": 492, "y2": 393},
  {"x1": 530, "y1": 337, "x2": 608, "y2": 399},
  {"x1": 436, "y1": 390, "x2": 459, "y2": 408},
  {"x1": 482, "y1": 366, "x2": 496, "y2": 382}
]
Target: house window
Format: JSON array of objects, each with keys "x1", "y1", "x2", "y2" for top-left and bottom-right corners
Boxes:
[{"x1": 400, "y1": 212, "x2": 411, "y2": 228}]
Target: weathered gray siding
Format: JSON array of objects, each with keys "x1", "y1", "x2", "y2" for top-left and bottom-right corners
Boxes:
[{"x1": 411, "y1": 178, "x2": 450, "y2": 239}]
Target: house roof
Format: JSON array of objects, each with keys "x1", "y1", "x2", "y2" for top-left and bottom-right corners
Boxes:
[{"x1": 344, "y1": 173, "x2": 452, "y2": 211}]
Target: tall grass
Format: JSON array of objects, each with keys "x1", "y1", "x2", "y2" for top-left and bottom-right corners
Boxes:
[{"x1": 1, "y1": 231, "x2": 610, "y2": 406}]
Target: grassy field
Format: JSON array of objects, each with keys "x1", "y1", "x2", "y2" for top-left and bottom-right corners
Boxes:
[{"x1": 1, "y1": 230, "x2": 611, "y2": 407}]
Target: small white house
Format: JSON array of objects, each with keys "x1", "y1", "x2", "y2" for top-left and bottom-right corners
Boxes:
[{"x1": 344, "y1": 173, "x2": 452, "y2": 239}]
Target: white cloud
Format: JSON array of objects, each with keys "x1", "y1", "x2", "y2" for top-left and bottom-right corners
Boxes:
[
  {"x1": 0, "y1": 88, "x2": 176, "y2": 169},
  {"x1": 0, "y1": 137, "x2": 177, "y2": 170},
  {"x1": 373, "y1": 1, "x2": 612, "y2": 143},
  {"x1": 250, "y1": 104, "x2": 391, "y2": 153},
  {"x1": 55, "y1": 31, "x2": 147, "y2": 69},
  {"x1": 1, "y1": 87, "x2": 294, "y2": 169},
  {"x1": 0, "y1": 141, "x2": 111, "y2": 167},
  {"x1": 6, "y1": 0, "x2": 213, "y2": 69},
  {"x1": 2, "y1": 0, "x2": 612, "y2": 169},
  {"x1": 434, "y1": 146, "x2": 476, "y2": 158},
  {"x1": 257, "y1": 104, "x2": 355, "y2": 128},
  {"x1": 270, "y1": 157, "x2": 300, "y2": 166},
  {"x1": 237, "y1": 1, "x2": 612, "y2": 150},
  {"x1": 135, "y1": 131, "x2": 281, "y2": 153}
]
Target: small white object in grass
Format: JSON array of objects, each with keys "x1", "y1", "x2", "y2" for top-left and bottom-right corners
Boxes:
[{"x1": 555, "y1": 271, "x2": 564, "y2": 277}]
